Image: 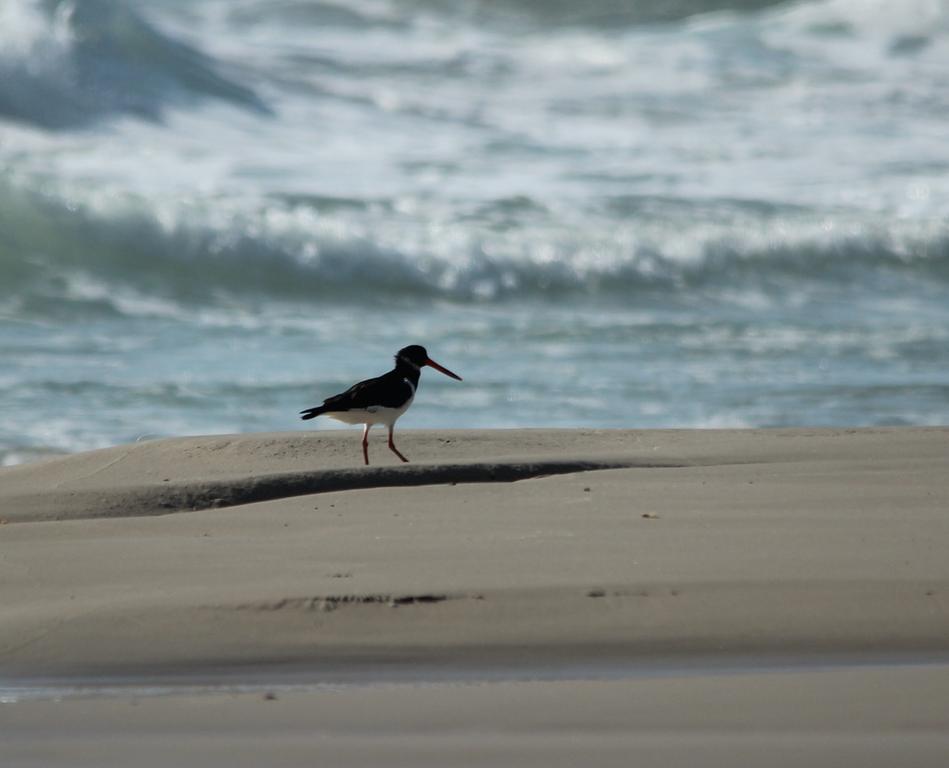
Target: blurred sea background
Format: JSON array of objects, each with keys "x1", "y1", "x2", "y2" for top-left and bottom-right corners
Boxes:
[{"x1": 2, "y1": 0, "x2": 948, "y2": 466}]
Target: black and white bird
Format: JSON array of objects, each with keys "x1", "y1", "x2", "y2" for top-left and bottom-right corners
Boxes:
[{"x1": 300, "y1": 345, "x2": 462, "y2": 465}]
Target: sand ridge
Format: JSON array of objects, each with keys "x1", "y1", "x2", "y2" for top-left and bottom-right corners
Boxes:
[{"x1": 3, "y1": 427, "x2": 944, "y2": 523}]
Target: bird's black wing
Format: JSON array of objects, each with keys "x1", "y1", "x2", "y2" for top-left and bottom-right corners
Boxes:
[
  {"x1": 300, "y1": 370, "x2": 411, "y2": 419},
  {"x1": 321, "y1": 373, "x2": 391, "y2": 411}
]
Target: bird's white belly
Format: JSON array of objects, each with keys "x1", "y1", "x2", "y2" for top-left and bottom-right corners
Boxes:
[{"x1": 324, "y1": 396, "x2": 414, "y2": 427}]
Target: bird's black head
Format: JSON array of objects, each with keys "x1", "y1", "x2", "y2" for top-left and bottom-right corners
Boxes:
[
  {"x1": 396, "y1": 345, "x2": 429, "y2": 368},
  {"x1": 395, "y1": 345, "x2": 463, "y2": 381}
]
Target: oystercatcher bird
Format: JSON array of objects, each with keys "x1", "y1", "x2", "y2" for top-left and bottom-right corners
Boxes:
[{"x1": 299, "y1": 345, "x2": 462, "y2": 465}]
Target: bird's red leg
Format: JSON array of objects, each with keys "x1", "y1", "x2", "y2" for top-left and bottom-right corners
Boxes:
[
  {"x1": 387, "y1": 426, "x2": 409, "y2": 463},
  {"x1": 362, "y1": 424, "x2": 371, "y2": 466}
]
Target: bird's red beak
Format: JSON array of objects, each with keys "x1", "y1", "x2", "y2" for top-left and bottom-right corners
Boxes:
[{"x1": 425, "y1": 357, "x2": 462, "y2": 381}]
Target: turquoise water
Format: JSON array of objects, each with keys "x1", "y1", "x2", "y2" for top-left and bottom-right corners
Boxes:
[{"x1": 2, "y1": 0, "x2": 948, "y2": 464}]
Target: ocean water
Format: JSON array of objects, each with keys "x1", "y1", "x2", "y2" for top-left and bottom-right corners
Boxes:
[{"x1": 2, "y1": 0, "x2": 948, "y2": 465}]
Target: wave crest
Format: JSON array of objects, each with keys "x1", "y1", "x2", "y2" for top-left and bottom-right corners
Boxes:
[
  {"x1": 1, "y1": 181, "x2": 947, "y2": 321},
  {"x1": 0, "y1": 0, "x2": 268, "y2": 130}
]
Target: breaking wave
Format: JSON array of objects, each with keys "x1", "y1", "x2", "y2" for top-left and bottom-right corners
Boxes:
[
  {"x1": 0, "y1": 0, "x2": 268, "y2": 130},
  {"x1": 2, "y1": 180, "x2": 947, "y2": 321}
]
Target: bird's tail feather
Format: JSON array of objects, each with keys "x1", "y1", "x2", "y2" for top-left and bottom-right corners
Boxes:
[{"x1": 299, "y1": 405, "x2": 326, "y2": 421}]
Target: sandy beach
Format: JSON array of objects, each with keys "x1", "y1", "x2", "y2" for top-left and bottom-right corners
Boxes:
[{"x1": 2, "y1": 427, "x2": 949, "y2": 765}]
